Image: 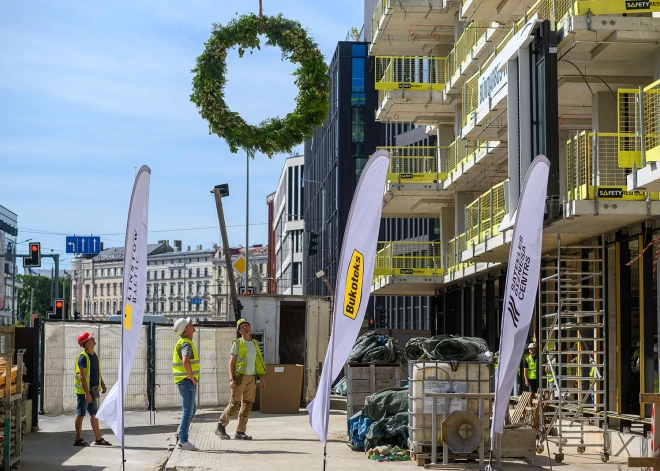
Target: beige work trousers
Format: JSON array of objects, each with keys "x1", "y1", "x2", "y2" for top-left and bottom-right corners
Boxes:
[{"x1": 219, "y1": 375, "x2": 256, "y2": 433}]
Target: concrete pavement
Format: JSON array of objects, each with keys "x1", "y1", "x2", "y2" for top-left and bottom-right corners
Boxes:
[
  {"x1": 22, "y1": 410, "x2": 177, "y2": 471},
  {"x1": 19, "y1": 408, "x2": 645, "y2": 470}
]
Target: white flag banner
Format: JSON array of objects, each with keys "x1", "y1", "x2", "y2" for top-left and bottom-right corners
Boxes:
[
  {"x1": 490, "y1": 155, "x2": 550, "y2": 440},
  {"x1": 307, "y1": 150, "x2": 390, "y2": 443},
  {"x1": 97, "y1": 165, "x2": 151, "y2": 445}
]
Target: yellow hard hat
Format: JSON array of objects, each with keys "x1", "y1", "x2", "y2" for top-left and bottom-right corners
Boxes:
[{"x1": 236, "y1": 318, "x2": 250, "y2": 330}]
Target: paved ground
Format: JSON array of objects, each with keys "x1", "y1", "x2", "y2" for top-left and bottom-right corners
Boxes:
[
  {"x1": 19, "y1": 408, "x2": 645, "y2": 471},
  {"x1": 22, "y1": 410, "x2": 177, "y2": 471}
]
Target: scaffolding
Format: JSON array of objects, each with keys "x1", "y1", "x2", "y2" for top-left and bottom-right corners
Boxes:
[{"x1": 538, "y1": 235, "x2": 610, "y2": 463}]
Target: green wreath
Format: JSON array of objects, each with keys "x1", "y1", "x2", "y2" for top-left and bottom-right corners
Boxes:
[{"x1": 190, "y1": 13, "x2": 330, "y2": 157}]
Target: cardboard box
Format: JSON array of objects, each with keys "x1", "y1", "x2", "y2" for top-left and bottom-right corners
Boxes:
[{"x1": 260, "y1": 364, "x2": 304, "y2": 414}]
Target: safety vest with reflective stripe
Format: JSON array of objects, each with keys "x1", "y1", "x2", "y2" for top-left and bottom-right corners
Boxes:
[
  {"x1": 74, "y1": 350, "x2": 102, "y2": 395},
  {"x1": 233, "y1": 338, "x2": 266, "y2": 376},
  {"x1": 172, "y1": 337, "x2": 200, "y2": 384},
  {"x1": 525, "y1": 354, "x2": 537, "y2": 380}
]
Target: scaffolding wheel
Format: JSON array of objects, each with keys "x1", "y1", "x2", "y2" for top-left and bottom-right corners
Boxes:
[
  {"x1": 577, "y1": 446, "x2": 585, "y2": 454},
  {"x1": 536, "y1": 444, "x2": 545, "y2": 454},
  {"x1": 600, "y1": 452, "x2": 609, "y2": 463},
  {"x1": 554, "y1": 453, "x2": 564, "y2": 463}
]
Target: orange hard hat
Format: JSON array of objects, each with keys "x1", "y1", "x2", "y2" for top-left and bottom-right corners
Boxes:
[{"x1": 78, "y1": 332, "x2": 94, "y2": 347}]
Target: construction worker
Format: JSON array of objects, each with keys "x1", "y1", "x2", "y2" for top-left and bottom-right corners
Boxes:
[
  {"x1": 215, "y1": 318, "x2": 267, "y2": 440},
  {"x1": 173, "y1": 317, "x2": 200, "y2": 451},
  {"x1": 632, "y1": 341, "x2": 640, "y2": 373},
  {"x1": 524, "y1": 343, "x2": 539, "y2": 393},
  {"x1": 74, "y1": 332, "x2": 110, "y2": 447}
]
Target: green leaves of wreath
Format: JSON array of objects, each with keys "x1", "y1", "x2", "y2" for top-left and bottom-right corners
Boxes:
[{"x1": 190, "y1": 14, "x2": 330, "y2": 157}]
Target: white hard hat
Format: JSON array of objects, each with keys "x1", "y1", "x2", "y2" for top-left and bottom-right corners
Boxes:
[
  {"x1": 174, "y1": 317, "x2": 191, "y2": 335},
  {"x1": 528, "y1": 343, "x2": 537, "y2": 349}
]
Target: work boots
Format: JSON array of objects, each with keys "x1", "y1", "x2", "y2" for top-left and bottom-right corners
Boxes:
[
  {"x1": 214, "y1": 423, "x2": 231, "y2": 440},
  {"x1": 234, "y1": 432, "x2": 252, "y2": 440}
]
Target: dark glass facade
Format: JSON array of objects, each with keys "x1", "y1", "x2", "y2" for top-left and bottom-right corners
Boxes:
[{"x1": 304, "y1": 42, "x2": 385, "y2": 299}]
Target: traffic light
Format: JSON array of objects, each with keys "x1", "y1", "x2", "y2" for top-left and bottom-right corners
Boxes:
[
  {"x1": 23, "y1": 242, "x2": 41, "y2": 268},
  {"x1": 368, "y1": 314, "x2": 375, "y2": 330},
  {"x1": 54, "y1": 298, "x2": 65, "y2": 319},
  {"x1": 308, "y1": 232, "x2": 318, "y2": 256}
]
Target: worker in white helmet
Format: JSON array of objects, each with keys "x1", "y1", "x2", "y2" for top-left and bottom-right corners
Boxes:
[
  {"x1": 523, "y1": 342, "x2": 539, "y2": 393},
  {"x1": 172, "y1": 317, "x2": 200, "y2": 451}
]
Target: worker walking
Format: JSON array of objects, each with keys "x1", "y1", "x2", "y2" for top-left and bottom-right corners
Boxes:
[
  {"x1": 173, "y1": 317, "x2": 200, "y2": 451},
  {"x1": 524, "y1": 343, "x2": 539, "y2": 393},
  {"x1": 74, "y1": 332, "x2": 110, "y2": 447},
  {"x1": 215, "y1": 318, "x2": 266, "y2": 440}
]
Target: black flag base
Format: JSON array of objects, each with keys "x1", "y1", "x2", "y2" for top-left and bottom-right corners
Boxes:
[{"x1": 322, "y1": 443, "x2": 328, "y2": 471}]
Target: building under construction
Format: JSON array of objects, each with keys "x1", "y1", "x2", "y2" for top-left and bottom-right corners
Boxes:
[{"x1": 364, "y1": 0, "x2": 660, "y2": 457}]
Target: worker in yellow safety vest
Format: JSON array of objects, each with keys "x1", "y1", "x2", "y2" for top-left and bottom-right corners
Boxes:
[
  {"x1": 215, "y1": 318, "x2": 267, "y2": 441},
  {"x1": 173, "y1": 317, "x2": 200, "y2": 451},
  {"x1": 524, "y1": 343, "x2": 539, "y2": 393},
  {"x1": 73, "y1": 332, "x2": 109, "y2": 447}
]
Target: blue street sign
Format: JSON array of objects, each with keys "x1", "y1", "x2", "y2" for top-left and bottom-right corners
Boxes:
[
  {"x1": 190, "y1": 298, "x2": 203, "y2": 305},
  {"x1": 66, "y1": 236, "x2": 101, "y2": 254}
]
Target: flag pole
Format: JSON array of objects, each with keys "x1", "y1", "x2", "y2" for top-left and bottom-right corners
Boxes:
[
  {"x1": 121, "y1": 311, "x2": 125, "y2": 471},
  {"x1": 323, "y1": 306, "x2": 338, "y2": 471}
]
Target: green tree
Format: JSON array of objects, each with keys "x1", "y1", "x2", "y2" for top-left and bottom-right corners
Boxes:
[{"x1": 16, "y1": 275, "x2": 53, "y2": 320}]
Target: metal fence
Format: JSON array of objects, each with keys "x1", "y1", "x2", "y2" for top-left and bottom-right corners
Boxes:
[
  {"x1": 42, "y1": 321, "x2": 235, "y2": 415},
  {"x1": 378, "y1": 145, "x2": 447, "y2": 183},
  {"x1": 373, "y1": 241, "x2": 445, "y2": 278},
  {"x1": 465, "y1": 182, "x2": 507, "y2": 247},
  {"x1": 375, "y1": 56, "x2": 446, "y2": 92}
]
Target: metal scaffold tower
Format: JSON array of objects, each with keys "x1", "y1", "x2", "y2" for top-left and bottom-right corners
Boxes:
[{"x1": 538, "y1": 234, "x2": 610, "y2": 463}]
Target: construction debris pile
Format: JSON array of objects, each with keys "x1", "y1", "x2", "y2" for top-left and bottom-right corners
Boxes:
[
  {"x1": 404, "y1": 335, "x2": 489, "y2": 362},
  {"x1": 349, "y1": 387, "x2": 409, "y2": 458},
  {"x1": 347, "y1": 331, "x2": 404, "y2": 365}
]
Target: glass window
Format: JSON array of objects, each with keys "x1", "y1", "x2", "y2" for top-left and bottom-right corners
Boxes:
[
  {"x1": 351, "y1": 58, "x2": 365, "y2": 106},
  {"x1": 204, "y1": 267, "x2": 208, "y2": 277},
  {"x1": 160, "y1": 302, "x2": 165, "y2": 312},
  {"x1": 170, "y1": 302, "x2": 174, "y2": 312},
  {"x1": 351, "y1": 108, "x2": 365, "y2": 144},
  {"x1": 351, "y1": 44, "x2": 366, "y2": 56}
]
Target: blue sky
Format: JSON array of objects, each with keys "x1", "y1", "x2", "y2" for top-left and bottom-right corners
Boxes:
[{"x1": 0, "y1": 0, "x2": 363, "y2": 269}]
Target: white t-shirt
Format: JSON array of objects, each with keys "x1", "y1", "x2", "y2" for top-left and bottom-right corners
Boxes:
[{"x1": 231, "y1": 339, "x2": 257, "y2": 375}]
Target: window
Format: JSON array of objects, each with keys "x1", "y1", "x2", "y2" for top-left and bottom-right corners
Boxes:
[
  {"x1": 204, "y1": 301, "x2": 208, "y2": 311},
  {"x1": 196, "y1": 268, "x2": 200, "y2": 277},
  {"x1": 178, "y1": 301, "x2": 182, "y2": 311},
  {"x1": 205, "y1": 283, "x2": 209, "y2": 294},
  {"x1": 147, "y1": 285, "x2": 151, "y2": 296},
  {"x1": 178, "y1": 269, "x2": 182, "y2": 278},
  {"x1": 160, "y1": 302, "x2": 165, "y2": 312},
  {"x1": 351, "y1": 43, "x2": 366, "y2": 56},
  {"x1": 154, "y1": 271, "x2": 158, "y2": 280},
  {"x1": 170, "y1": 302, "x2": 174, "y2": 312},
  {"x1": 179, "y1": 284, "x2": 183, "y2": 295},
  {"x1": 293, "y1": 262, "x2": 301, "y2": 285},
  {"x1": 146, "y1": 303, "x2": 150, "y2": 312},
  {"x1": 112, "y1": 300, "x2": 117, "y2": 314},
  {"x1": 351, "y1": 58, "x2": 365, "y2": 106},
  {"x1": 86, "y1": 285, "x2": 90, "y2": 296},
  {"x1": 147, "y1": 271, "x2": 151, "y2": 280},
  {"x1": 106, "y1": 301, "x2": 110, "y2": 314},
  {"x1": 196, "y1": 303, "x2": 200, "y2": 311},
  {"x1": 197, "y1": 284, "x2": 202, "y2": 294},
  {"x1": 161, "y1": 270, "x2": 165, "y2": 279},
  {"x1": 204, "y1": 267, "x2": 208, "y2": 277},
  {"x1": 171, "y1": 270, "x2": 174, "y2": 279},
  {"x1": 189, "y1": 269, "x2": 193, "y2": 278},
  {"x1": 100, "y1": 285, "x2": 104, "y2": 296},
  {"x1": 161, "y1": 284, "x2": 166, "y2": 295},
  {"x1": 170, "y1": 285, "x2": 174, "y2": 295},
  {"x1": 189, "y1": 283, "x2": 194, "y2": 293}
]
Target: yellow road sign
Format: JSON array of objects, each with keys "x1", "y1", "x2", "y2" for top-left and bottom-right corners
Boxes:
[{"x1": 233, "y1": 254, "x2": 246, "y2": 275}]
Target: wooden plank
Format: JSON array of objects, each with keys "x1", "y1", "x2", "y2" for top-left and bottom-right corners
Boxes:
[
  {"x1": 628, "y1": 457, "x2": 660, "y2": 466},
  {"x1": 641, "y1": 393, "x2": 660, "y2": 404}
]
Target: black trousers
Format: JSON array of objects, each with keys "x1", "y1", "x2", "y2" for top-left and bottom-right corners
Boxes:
[{"x1": 527, "y1": 379, "x2": 538, "y2": 393}]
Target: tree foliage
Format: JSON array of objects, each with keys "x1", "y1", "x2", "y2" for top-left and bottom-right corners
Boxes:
[{"x1": 190, "y1": 13, "x2": 330, "y2": 158}]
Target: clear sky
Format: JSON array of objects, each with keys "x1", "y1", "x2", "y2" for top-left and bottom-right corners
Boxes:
[{"x1": 0, "y1": 0, "x2": 363, "y2": 269}]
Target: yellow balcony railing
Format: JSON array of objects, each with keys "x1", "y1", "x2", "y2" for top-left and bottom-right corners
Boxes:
[
  {"x1": 465, "y1": 182, "x2": 507, "y2": 246},
  {"x1": 447, "y1": 138, "x2": 497, "y2": 177},
  {"x1": 446, "y1": 21, "x2": 491, "y2": 81},
  {"x1": 375, "y1": 56, "x2": 446, "y2": 92},
  {"x1": 566, "y1": 132, "x2": 659, "y2": 201},
  {"x1": 378, "y1": 146, "x2": 447, "y2": 183},
  {"x1": 643, "y1": 79, "x2": 660, "y2": 163},
  {"x1": 374, "y1": 241, "x2": 445, "y2": 277},
  {"x1": 447, "y1": 234, "x2": 473, "y2": 274}
]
